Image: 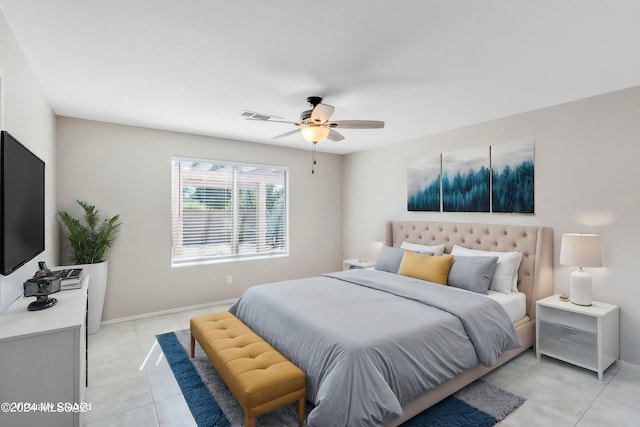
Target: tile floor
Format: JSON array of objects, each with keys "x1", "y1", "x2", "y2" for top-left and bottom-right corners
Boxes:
[{"x1": 82, "y1": 304, "x2": 640, "y2": 426}]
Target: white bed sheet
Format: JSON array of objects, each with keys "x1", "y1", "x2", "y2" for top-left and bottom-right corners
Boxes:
[{"x1": 484, "y1": 291, "x2": 526, "y2": 322}]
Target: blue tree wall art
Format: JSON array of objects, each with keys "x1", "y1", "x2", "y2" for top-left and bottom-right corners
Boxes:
[
  {"x1": 491, "y1": 140, "x2": 535, "y2": 214},
  {"x1": 407, "y1": 153, "x2": 441, "y2": 211},
  {"x1": 442, "y1": 147, "x2": 490, "y2": 212}
]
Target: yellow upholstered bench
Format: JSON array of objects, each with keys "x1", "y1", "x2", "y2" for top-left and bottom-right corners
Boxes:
[{"x1": 190, "y1": 311, "x2": 306, "y2": 427}]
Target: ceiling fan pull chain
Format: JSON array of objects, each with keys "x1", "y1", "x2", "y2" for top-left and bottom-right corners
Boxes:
[{"x1": 312, "y1": 142, "x2": 317, "y2": 174}]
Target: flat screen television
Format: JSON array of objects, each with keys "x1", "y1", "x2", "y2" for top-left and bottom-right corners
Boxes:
[{"x1": 0, "y1": 130, "x2": 45, "y2": 276}]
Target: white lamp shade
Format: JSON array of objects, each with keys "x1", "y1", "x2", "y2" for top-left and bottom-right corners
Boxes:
[
  {"x1": 300, "y1": 125, "x2": 330, "y2": 143},
  {"x1": 559, "y1": 233, "x2": 602, "y2": 268}
]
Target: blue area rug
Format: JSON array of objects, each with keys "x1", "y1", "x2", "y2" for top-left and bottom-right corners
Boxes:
[{"x1": 157, "y1": 330, "x2": 525, "y2": 427}]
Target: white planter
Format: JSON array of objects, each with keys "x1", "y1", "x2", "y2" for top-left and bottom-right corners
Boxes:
[{"x1": 82, "y1": 261, "x2": 108, "y2": 334}]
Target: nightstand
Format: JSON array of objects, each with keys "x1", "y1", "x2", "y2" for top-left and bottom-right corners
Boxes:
[
  {"x1": 343, "y1": 259, "x2": 376, "y2": 270},
  {"x1": 536, "y1": 294, "x2": 619, "y2": 380}
]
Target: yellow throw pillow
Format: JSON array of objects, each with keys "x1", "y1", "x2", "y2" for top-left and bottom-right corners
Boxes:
[{"x1": 397, "y1": 251, "x2": 454, "y2": 285}]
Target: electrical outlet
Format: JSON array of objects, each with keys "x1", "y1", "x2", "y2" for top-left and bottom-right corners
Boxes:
[{"x1": 226, "y1": 275, "x2": 233, "y2": 285}]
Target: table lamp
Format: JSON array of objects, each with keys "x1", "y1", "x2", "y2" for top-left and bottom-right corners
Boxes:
[{"x1": 559, "y1": 233, "x2": 602, "y2": 306}]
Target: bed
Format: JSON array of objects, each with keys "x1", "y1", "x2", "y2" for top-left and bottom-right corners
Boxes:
[{"x1": 229, "y1": 221, "x2": 553, "y2": 426}]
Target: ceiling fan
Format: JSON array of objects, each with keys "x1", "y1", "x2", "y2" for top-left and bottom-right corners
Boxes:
[{"x1": 241, "y1": 96, "x2": 385, "y2": 145}]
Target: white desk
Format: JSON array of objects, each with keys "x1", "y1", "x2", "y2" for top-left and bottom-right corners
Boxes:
[{"x1": 0, "y1": 275, "x2": 88, "y2": 427}]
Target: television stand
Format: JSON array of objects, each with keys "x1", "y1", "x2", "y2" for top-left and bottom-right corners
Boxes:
[{"x1": 0, "y1": 274, "x2": 88, "y2": 427}]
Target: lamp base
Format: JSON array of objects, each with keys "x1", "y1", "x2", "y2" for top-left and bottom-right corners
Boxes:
[{"x1": 569, "y1": 269, "x2": 592, "y2": 306}]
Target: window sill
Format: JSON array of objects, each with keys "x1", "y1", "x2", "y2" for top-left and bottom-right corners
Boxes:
[{"x1": 171, "y1": 252, "x2": 289, "y2": 268}]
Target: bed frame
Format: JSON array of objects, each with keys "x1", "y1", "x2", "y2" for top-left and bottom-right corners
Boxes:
[{"x1": 384, "y1": 221, "x2": 553, "y2": 427}]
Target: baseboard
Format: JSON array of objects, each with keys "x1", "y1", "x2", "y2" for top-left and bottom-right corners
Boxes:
[
  {"x1": 619, "y1": 360, "x2": 640, "y2": 371},
  {"x1": 100, "y1": 298, "x2": 238, "y2": 325}
]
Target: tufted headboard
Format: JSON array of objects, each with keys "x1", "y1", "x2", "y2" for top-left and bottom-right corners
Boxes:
[{"x1": 385, "y1": 221, "x2": 554, "y2": 319}]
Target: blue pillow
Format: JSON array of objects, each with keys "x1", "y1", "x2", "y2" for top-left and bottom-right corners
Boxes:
[
  {"x1": 447, "y1": 256, "x2": 499, "y2": 294},
  {"x1": 374, "y1": 245, "x2": 405, "y2": 274}
]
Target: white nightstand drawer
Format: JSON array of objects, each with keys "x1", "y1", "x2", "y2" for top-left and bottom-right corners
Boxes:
[
  {"x1": 538, "y1": 305, "x2": 596, "y2": 332},
  {"x1": 539, "y1": 319, "x2": 597, "y2": 356}
]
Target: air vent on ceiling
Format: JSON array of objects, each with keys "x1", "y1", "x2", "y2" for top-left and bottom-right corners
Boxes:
[{"x1": 240, "y1": 110, "x2": 282, "y2": 121}]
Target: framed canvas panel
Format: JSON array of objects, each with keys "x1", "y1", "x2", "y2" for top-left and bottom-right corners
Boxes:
[
  {"x1": 407, "y1": 153, "x2": 441, "y2": 212},
  {"x1": 491, "y1": 140, "x2": 535, "y2": 214},
  {"x1": 442, "y1": 147, "x2": 490, "y2": 212}
]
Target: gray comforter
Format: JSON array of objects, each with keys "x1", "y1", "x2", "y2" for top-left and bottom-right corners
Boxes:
[{"x1": 229, "y1": 269, "x2": 520, "y2": 426}]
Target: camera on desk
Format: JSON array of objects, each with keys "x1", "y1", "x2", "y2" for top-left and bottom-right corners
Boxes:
[{"x1": 23, "y1": 261, "x2": 61, "y2": 311}]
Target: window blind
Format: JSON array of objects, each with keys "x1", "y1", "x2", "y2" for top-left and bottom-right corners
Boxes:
[{"x1": 171, "y1": 158, "x2": 288, "y2": 265}]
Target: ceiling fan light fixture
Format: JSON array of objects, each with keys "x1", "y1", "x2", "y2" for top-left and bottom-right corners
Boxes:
[
  {"x1": 243, "y1": 96, "x2": 384, "y2": 147},
  {"x1": 300, "y1": 125, "x2": 330, "y2": 143}
]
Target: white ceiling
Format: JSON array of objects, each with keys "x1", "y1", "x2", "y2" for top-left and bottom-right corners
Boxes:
[{"x1": 1, "y1": 0, "x2": 639, "y2": 154}]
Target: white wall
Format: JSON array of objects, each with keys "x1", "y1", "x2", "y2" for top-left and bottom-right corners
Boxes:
[
  {"x1": 343, "y1": 86, "x2": 640, "y2": 364},
  {"x1": 56, "y1": 117, "x2": 343, "y2": 320},
  {"x1": 0, "y1": 11, "x2": 57, "y2": 313}
]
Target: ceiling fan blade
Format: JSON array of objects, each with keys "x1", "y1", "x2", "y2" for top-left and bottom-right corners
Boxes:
[
  {"x1": 310, "y1": 103, "x2": 335, "y2": 123},
  {"x1": 329, "y1": 120, "x2": 385, "y2": 129},
  {"x1": 327, "y1": 129, "x2": 345, "y2": 142},
  {"x1": 270, "y1": 129, "x2": 301, "y2": 140}
]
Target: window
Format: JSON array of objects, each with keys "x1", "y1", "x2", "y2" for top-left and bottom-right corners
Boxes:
[{"x1": 171, "y1": 157, "x2": 288, "y2": 265}]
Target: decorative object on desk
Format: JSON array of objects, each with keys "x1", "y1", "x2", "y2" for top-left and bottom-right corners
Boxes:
[
  {"x1": 58, "y1": 200, "x2": 121, "y2": 334},
  {"x1": 23, "y1": 261, "x2": 61, "y2": 311},
  {"x1": 55, "y1": 268, "x2": 84, "y2": 290},
  {"x1": 157, "y1": 329, "x2": 525, "y2": 427},
  {"x1": 559, "y1": 233, "x2": 602, "y2": 306}
]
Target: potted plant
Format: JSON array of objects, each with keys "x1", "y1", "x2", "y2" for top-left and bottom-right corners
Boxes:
[{"x1": 58, "y1": 200, "x2": 121, "y2": 334}]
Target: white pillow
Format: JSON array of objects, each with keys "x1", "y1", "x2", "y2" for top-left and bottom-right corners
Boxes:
[
  {"x1": 450, "y1": 245, "x2": 522, "y2": 293},
  {"x1": 400, "y1": 241, "x2": 445, "y2": 256}
]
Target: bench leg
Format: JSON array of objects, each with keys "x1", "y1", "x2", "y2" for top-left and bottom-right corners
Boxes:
[
  {"x1": 190, "y1": 334, "x2": 195, "y2": 358},
  {"x1": 297, "y1": 397, "x2": 305, "y2": 427},
  {"x1": 244, "y1": 412, "x2": 255, "y2": 427}
]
